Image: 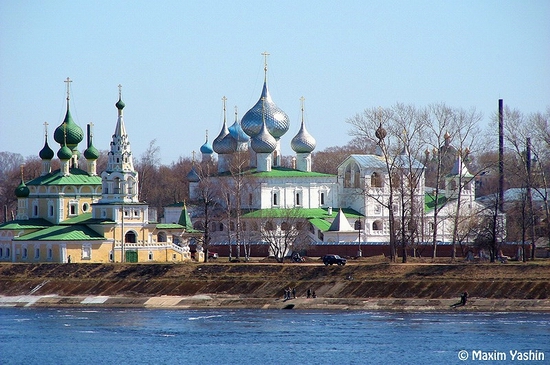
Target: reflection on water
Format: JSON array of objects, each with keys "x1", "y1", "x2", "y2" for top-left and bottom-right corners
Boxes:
[{"x1": 1, "y1": 308, "x2": 549, "y2": 365}]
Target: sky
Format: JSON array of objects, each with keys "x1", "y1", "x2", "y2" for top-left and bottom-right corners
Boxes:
[{"x1": 1, "y1": 1, "x2": 549, "y2": 165}]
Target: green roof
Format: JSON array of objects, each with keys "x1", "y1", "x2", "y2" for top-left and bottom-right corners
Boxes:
[
  {"x1": 308, "y1": 218, "x2": 332, "y2": 231},
  {"x1": 251, "y1": 167, "x2": 335, "y2": 178},
  {"x1": 60, "y1": 213, "x2": 114, "y2": 225},
  {"x1": 242, "y1": 207, "x2": 362, "y2": 220},
  {"x1": 26, "y1": 168, "x2": 101, "y2": 186},
  {"x1": 425, "y1": 193, "x2": 449, "y2": 212},
  {"x1": 156, "y1": 223, "x2": 184, "y2": 229},
  {"x1": 0, "y1": 218, "x2": 53, "y2": 230},
  {"x1": 14, "y1": 224, "x2": 105, "y2": 241},
  {"x1": 217, "y1": 167, "x2": 335, "y2": 179}
]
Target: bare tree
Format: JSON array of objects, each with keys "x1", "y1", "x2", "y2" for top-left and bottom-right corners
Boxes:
[
  {"x1": 347, "y1": 106, "x2": 402, "y2": 262},
  {"x1": 136, "y1": 139, "x2": 161, "y2": 203},
  {"x1": 254, "y1": 208, "x2": 309, "y2": 262}
]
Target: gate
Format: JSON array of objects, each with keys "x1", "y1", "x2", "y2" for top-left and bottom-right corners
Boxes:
[{"x1": 125, "y1": 250, "x2": 138, "y2": 263}]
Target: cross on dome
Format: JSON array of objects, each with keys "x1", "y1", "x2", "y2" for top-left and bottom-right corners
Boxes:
[{"x1": 64, "y1": 77, "x2": 72, "y2": 101}]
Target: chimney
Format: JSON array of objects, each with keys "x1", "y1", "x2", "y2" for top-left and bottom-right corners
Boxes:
[{"x1": 498, "y1": 99, "x2": 504, "y2": 211}]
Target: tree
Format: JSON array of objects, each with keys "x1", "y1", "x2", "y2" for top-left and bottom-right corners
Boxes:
[
  {"x1": 253, "y1": 208, "x2": 309, "y2": 263},
  {"x1": 136, "y1": 139, "x2": 161, "y2": 204},
  {"x1": 347, "y1": 106, "x2": 402, "y2": 262}
]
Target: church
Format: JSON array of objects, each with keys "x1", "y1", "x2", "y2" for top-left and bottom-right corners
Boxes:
[
  {"x1": 0, "y1": 81, "x2": 200, "y2": 263},
  {"x1": 177, "y1": 57, "x2": 501, "y2": 260},
  {"x1": 1, "y1": 58, "x2": 507, "y2": 263}
]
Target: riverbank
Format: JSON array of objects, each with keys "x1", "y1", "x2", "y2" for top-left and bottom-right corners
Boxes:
[
  {"x1": 2, "y1": 294, "x2": 550, "y2": 312},
  {"x1": 1, "y1": 261, "x2": 549, "y2": 311}
]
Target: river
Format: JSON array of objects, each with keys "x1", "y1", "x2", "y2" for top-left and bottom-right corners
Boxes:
[{"x1": 1, "y1": 308, "x2": 549, "y2": 364}]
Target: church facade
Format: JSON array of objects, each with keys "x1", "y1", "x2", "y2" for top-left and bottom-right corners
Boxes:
[{"x1": 0, "y1": 83, "x2": 199, "y2": 263}]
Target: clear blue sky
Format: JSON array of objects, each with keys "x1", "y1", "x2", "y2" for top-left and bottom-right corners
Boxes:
[{"x1": 1, "y1": 1, "x2": 549, "y2": 165}]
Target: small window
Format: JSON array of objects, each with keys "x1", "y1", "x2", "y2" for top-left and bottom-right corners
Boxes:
[
  {"x1": 373, "y1": 220, "x2": 383, "y2": 231},
  {"x1": 296, "y1": 193, "x2": 301, "y2": 206},
  {"x1": 109, "y1": 250, "x2": 114, "y2": 261},
  {"x1": 35, "y1": 248, "x2": 40, "y2": 259},
  {"x1": 82, "y1": 245, "x2": 91, "y2": 260},
  {"x1": 265, "y1": 221, "x2": 275, "y2": 231},
  {"x1": 5, "y1": 248, "x2": 10, "y2": 258},
  {"x1": 49, "y1": 204, "x2": 54, "y2": 217},
  {"x1": 33, "y1": 205, "x2": 39, "y2": 217},
  {"x1": 23, "y1": 248, "x2": 28, "y2": 259},
  {"x1": 0, "y1": 248, "x2": 3, "y2": 257},
  {"x1": 320, "y1": 192, "x2": 325, "y2": 205},
  {"x1": 82, "y1": 203, "x2": 90, "y2": 212},
  {"x1": 133, "y1": 210, "x2": 139, "y2": 217},
  {"x1": 219, "y1": 223, "x2": 224, "y2": 232},
  {"x1": 273, "y1": 193, "x2": 278, "y2": 206},
  {"x1": 148, "y1": 251, "x2": 153, "y2": 261},
  {"x1": 248, "y1": 193, "x2": 253, "y2": 206},
  {"x1": 374, "y1": 205, "x2": 382, "y2": 214},
  {"x1": 48, "y1": 248, "x2": 53, "y2": 259},
  {"x1": 69, "y1": 202, "x2": 78, "y2": 216}
]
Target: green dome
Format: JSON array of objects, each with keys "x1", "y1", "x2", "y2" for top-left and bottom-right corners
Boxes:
[
  {"x1": 84, "y1": 144, "x2": 100, "y2": 160},
  {"x1": 116, "y1": 98, "x2": 125, "y2": 110},
  {"x1": 53, "y1": 108, "x2": 84, "y2": 148},
  {"x1": 14, "y1": 181, "x2": 30, "y2": 198},
  {"x1": 39, "y1": 140, "x2": 55, "y2": 160},
  {"x1": 57, "y1": 145, "x2": 73, "y2": 160}
]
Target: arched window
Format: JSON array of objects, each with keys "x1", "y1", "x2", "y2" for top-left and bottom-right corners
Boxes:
[
  {"x1": 230, "y1": 221, "x2": 235, "y2": 231},
  {"x1": 354, "y1": 220, "x2": 362, "y2": 230},
  {"x1": 281, "y1": 222, "x2": 290, "y2": 231},
  {"x1": 219, "y1": 223, "x2": 224, "y2": 231},
  {"x1": 353, "y1": 164, "x2": 360, "y2": 187},
  {"x1": 125, "y1": 231, "x2": 137, "y2": 243},
  {"x1": 344, "y1": 165, "x2": 352, "y2": 187},
  {"x1": 114, "y1": 177, "x2": 121, "y2": 194},
  {"x1": 320, "y1": 192, "x2": 325, "y2": 205},
  {"x1": 450, "y1": 180, "x2": 457, "y2": 190},
  {"x1": 372, "y1": 220, "x2": 383, "y2": 231},
  {"x1": 158, "y1": 232, "x2": 167, "y2": 242},
  {"x1": 264, "y1": 221, "x2": 275, "y2": 231},
  {"x1": 273, "y1": 193, "x2": 278, "y2": 206},
  {"x1": 371, "y1": 172, "x2": 383, "y2": 188},
  {"x1": 309, "y1": 223, "x2": 315, "y2": 234}
]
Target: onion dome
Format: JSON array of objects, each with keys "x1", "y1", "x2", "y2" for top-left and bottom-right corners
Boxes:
[
  {"x1": 57, "y1": 144, "x2": 73, "y2": 160},
  {"x1": 84, "y1": 143, "x2": 100, "y2": 160},
  {"x1": 228, "y1": 118, "x2": 250, "y2": 144},
  {"x1": 14, "y1": 180, "x2": 30, "y2": 198},
  {"x1": 186, "y1": 166, "x2": 200, "y2": 182},
  {"x1": 54, "y1": 104, "x2": 83, "y2": 149},
  {"x1": 200, "y1": 131, "x2": 214, "y2": 154},
  {"x1": 375, "y1": 123, "x2": 387, "y2": 140},
  {"x1": 251, "y1": 118, "x2": 277, "y2": 153},
  {"x1": 212, "y1": 97, "x2": 237, "y2": 154},
  {"x1": 241, "y1": 81, "x2": 290, "y2": 139},
  {"x1": 116, "y1": 97, "x2": 126, "y2": 110},
  {"x1": 291, "y1": 100, "x2": 316, "y2": 153},
  {"x1": 39, "y1": 139, "x2": 55, "y2": 160}
]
